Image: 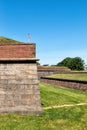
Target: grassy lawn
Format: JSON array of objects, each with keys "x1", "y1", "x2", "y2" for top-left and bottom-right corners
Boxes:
[
  {"x1": 48, "y1": 74, "x2": 87, "y2": 81},
  {"x1": 0, "y1": 82, "x2": 87, "y2": 130},
  {"x1": 40, "y1": 82, "x2": 87, "y2": 107}
]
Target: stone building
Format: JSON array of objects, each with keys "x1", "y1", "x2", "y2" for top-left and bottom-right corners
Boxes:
[{"x1": 0, "y1": 43, "x2": 42, "y2": 114}]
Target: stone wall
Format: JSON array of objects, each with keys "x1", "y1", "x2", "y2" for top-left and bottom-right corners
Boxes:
[
  {"x1": 0, "y1": 61, "x2": 42, "y2": 114},
  {"x1": 38, "y1": 66, "x2": 70, "y2": 79},
  {"x1": 0, "y1": 43, "x2": 42, "y2": 114},
  {"x1": 41, "y1": 77, "x2": 87, "y2": 91},
  {"x1": 38, "y1": 66, "x2": 87, "y2": 79}
]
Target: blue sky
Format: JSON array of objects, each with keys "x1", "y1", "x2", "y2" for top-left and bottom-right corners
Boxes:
[{"x1": 0, "y1": 0, "x2": 87, "y2": 65}]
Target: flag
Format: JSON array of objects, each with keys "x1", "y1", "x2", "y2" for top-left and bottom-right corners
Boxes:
[{"x1": 28, "y1": 33, "x2": 31, "y2": 39}]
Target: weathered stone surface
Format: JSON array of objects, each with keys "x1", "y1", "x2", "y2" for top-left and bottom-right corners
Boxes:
[
  {"x1": 41, "y1": 77, "x2": 87, "y2": 91},
  {"x1": 0, "y1": 63, "x2": 42, "y2": 114}
]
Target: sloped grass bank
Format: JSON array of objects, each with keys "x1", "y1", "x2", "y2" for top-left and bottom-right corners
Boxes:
[
  {"x1": 40, "y1": 82, "x2": 87, "y2": 107},
  {"x1": 0, "y1": 82, "x2": 87, "y2": 130},
  {"x1": 48, "y1": 74, "x2": 87, "y2": 81}
]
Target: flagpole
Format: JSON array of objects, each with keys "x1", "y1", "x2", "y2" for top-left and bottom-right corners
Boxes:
[{"x1": 28, "y1": 33, "x2": 31, "y2": 43}]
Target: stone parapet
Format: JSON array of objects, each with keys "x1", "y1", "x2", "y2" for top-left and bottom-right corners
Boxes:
[
  {"x1": 0, "y1": 44, "x2": 35, "y2": 58},
  {"x1": 41, "y1": 77, "x2": 87, "y2": 91}
]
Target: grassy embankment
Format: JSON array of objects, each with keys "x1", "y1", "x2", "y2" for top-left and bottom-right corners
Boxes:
[
  {"x1": 0, "y1": 36, "x2": 21, "y2": 44},
  {"x1": 48, "y1": 74, "x2": 87, "y2": 81},
  {"x1": 0, "y1": 82, "x2": 87, "y2": 130}
]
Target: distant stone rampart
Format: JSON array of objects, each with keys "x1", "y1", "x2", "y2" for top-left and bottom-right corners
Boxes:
[
  {"x1": 41, "y1": 77, "x2": 87, "y2": 91},
  {"x1": 37, "y1": 66, "x2": 70, "y2": 79}
]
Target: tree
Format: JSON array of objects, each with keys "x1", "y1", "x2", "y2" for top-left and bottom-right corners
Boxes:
[
  {"x1": 36, "y1": 61, "x2": 40, "y2": 66},
  {"x1": 70, "y1": 57, "x2": 84, "y2": 70},
  {"x1": 57, "y1": 57, "x2": 72, "y2": 68},
  {"x1": 57, "y1": 57, "x2": 84, "y2": 70}
]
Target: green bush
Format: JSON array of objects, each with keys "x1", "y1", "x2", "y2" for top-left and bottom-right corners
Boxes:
[{"x1": 57, "y1": 57, "x2": 84, "y2": 70}]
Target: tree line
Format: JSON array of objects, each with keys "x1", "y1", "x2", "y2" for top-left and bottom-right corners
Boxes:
[
  {"x1": 57, "y1": 57, "x2": 84, "y2": 70},
  {"x1": 37, "y1": 57, "x2": 85, "y2": 71}
]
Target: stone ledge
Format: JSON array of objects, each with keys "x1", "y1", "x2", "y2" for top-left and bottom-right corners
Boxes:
[
  {"x1": 41, "y1": 77, "x2": 87, "y2": 91},
  {"x1": 0, "y1": 58, "x2": 39, "y2": 61},
  {"x1": 0, "y1": 58, "x2": 39, "y2": 63},
  {"x1": 41, "y1": 77, "x2": 87, "y2": 84}
]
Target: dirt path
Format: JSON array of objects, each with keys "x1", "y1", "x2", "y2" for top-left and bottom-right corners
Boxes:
[{"x1": 43, "y1": 103, "x2": 87, "y2": 110}]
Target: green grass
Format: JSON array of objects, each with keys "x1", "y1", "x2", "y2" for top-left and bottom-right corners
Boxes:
[
  {"x1": 0, "y1": 36, "x2": 21, "y2": 44},
  {"x1": 48, "y1": 74, "x2": 87, "y2": 81},
  {"x1": 0, "y1": 82, "x2": 87, "y2": 130},
  {"x1": 0, "y1": 106, "x2": 87, "y2": 130},
  {"x1": 40, "y1": 82, "x2": 87, "y2": 107}
]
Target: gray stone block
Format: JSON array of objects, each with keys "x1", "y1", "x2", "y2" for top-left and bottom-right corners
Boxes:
[{"x1": 0, "y1": 63, "x2": 42, "y2": 114}]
